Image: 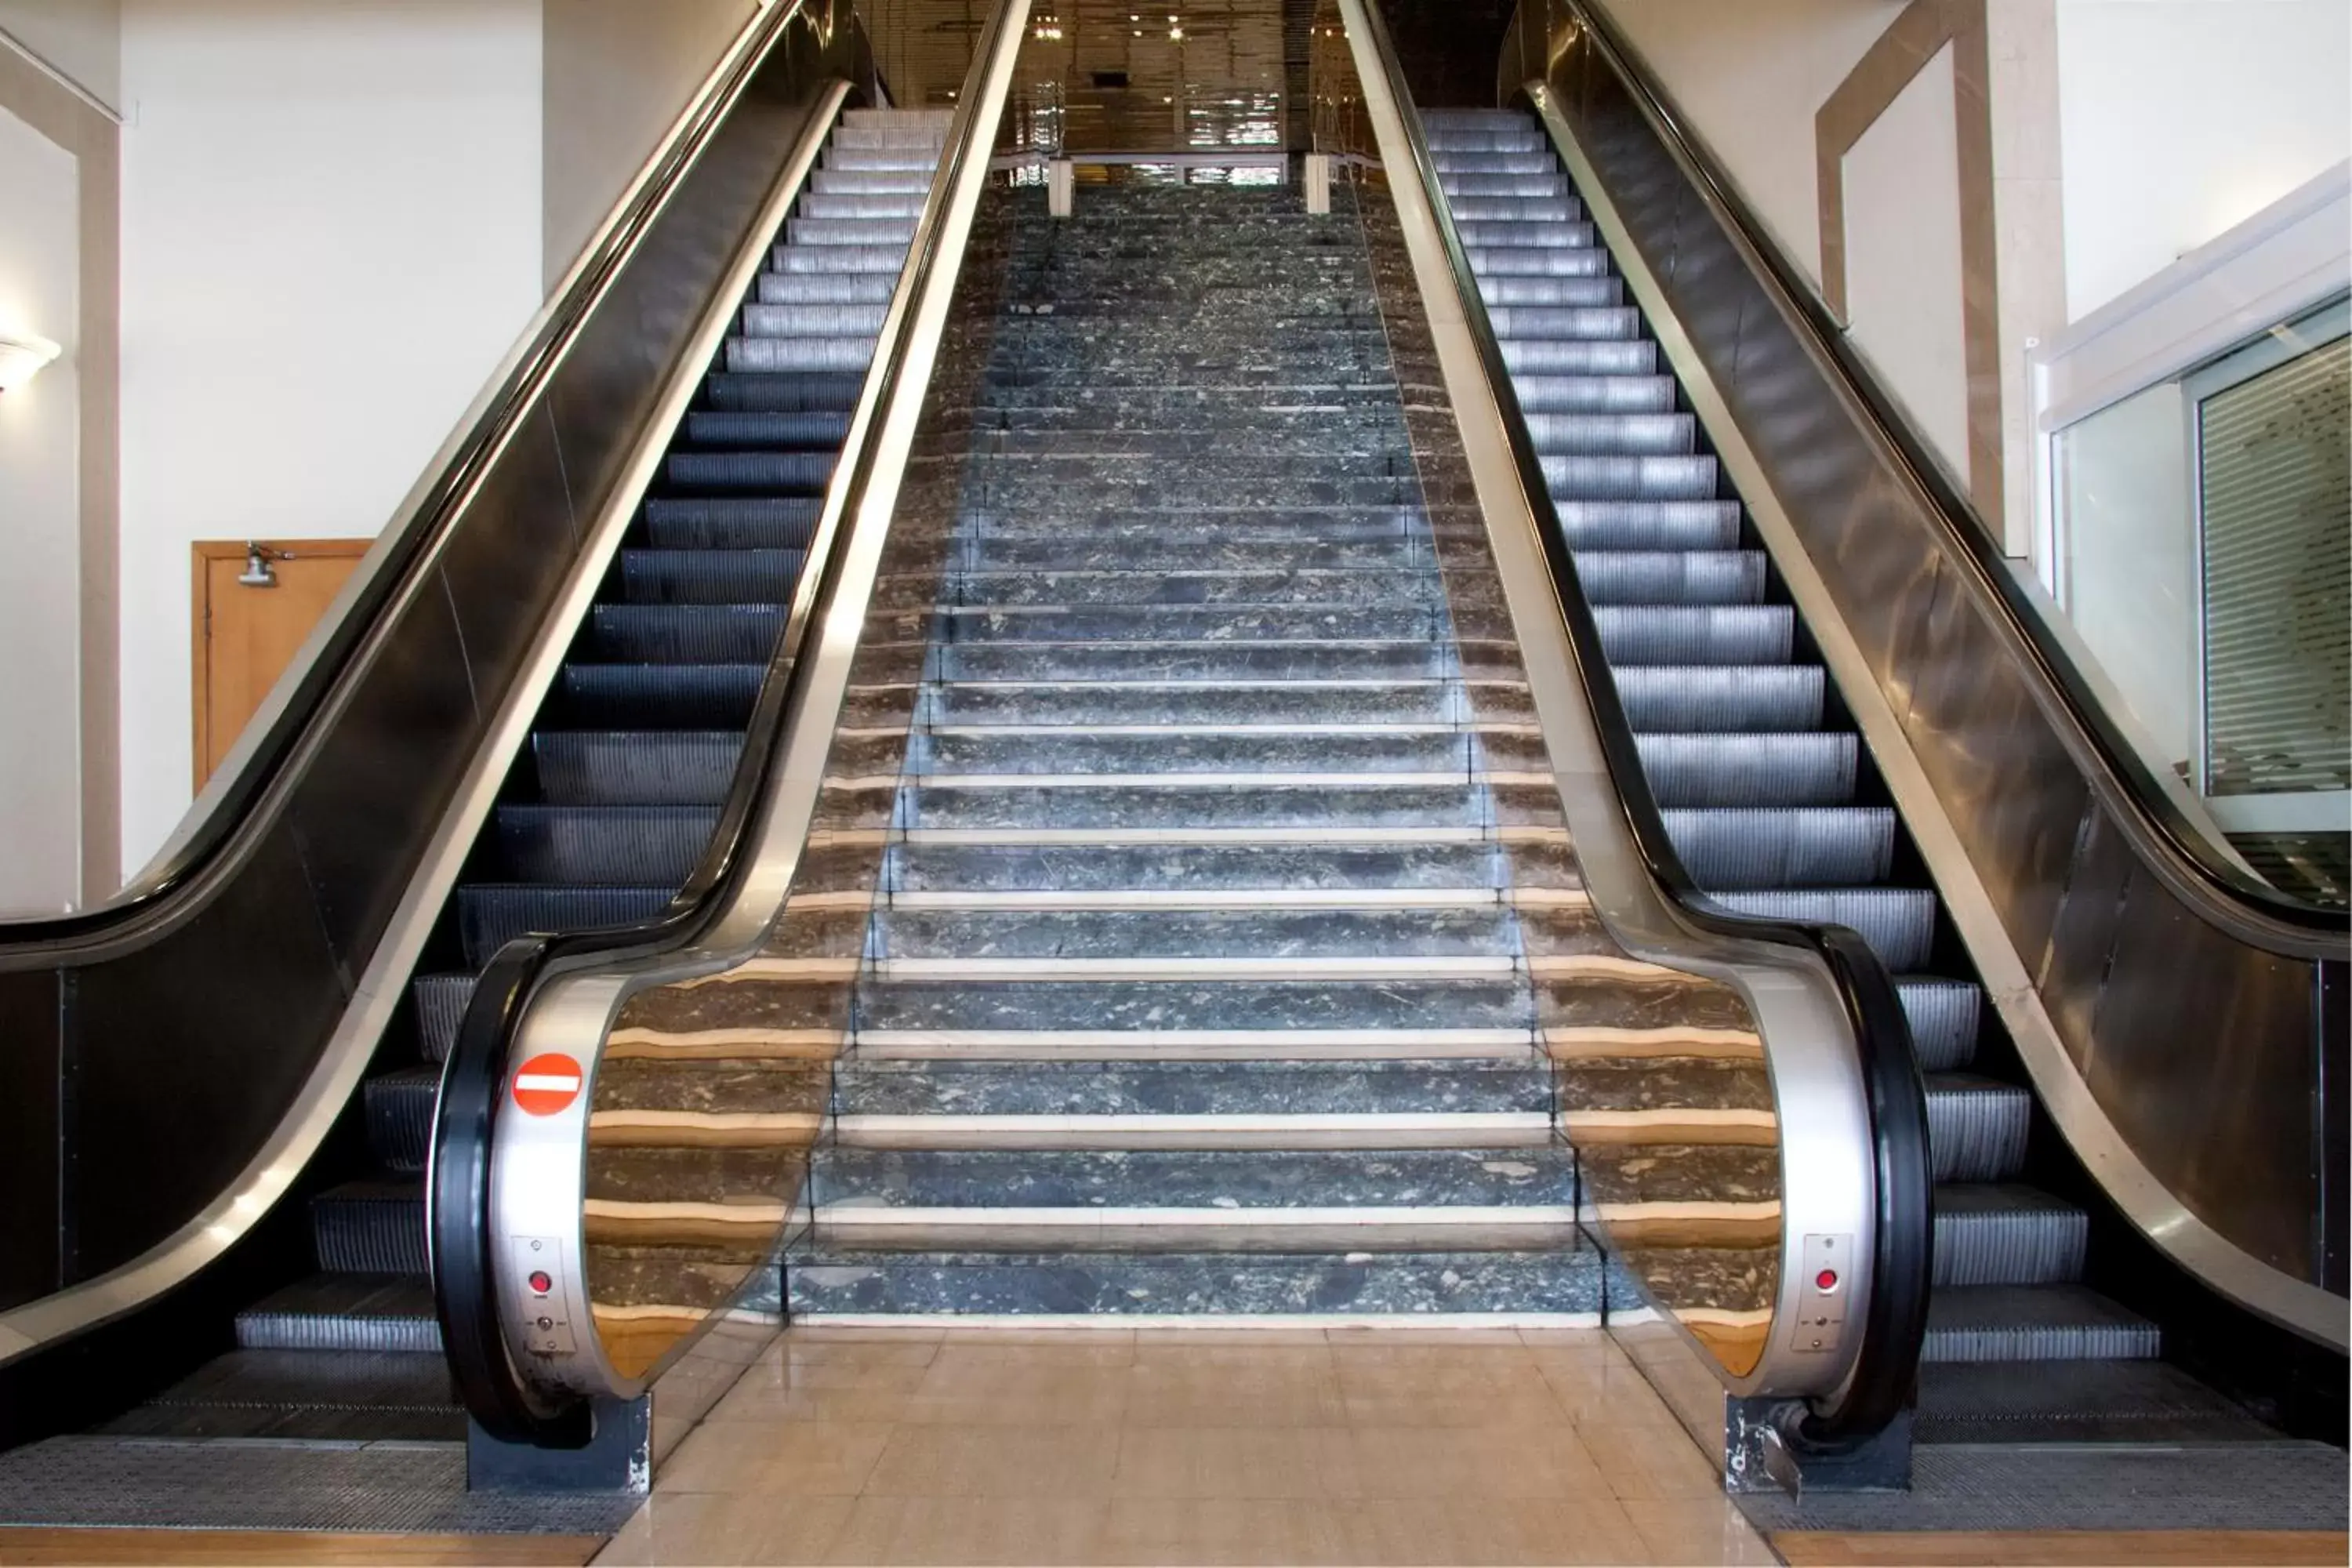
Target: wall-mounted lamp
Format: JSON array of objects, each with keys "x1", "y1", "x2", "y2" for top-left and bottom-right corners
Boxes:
[{"x1": 0, "y1": 332, "x2": 61, "y2": 393}]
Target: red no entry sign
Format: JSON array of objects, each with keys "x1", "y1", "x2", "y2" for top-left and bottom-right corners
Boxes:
[{"x1": 511, "y1": 1053, "x2": 584, "y2": 1116}]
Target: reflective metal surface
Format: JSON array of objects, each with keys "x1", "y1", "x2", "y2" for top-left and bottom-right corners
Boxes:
[
  {"x1": 1501, "y1": 0, "x2": 2349, "y2": 1347},
  {"x1": 477, "y1": 0, "x2": 1032, "y2": 1407},
  {"x1": 0, "y1": 0, "x2": 877, "y2": 1374},
  {"x1": 1333, "y1": 0, "x2": 1894, "y2": 1405}
]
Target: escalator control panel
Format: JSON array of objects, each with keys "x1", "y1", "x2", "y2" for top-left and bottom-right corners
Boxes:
[
  {"x1": 1789, "y1": 1232, "x2": 1852, "y2": 1354},
  {"x1": 512, "y1": 1234, "x2": 581, "y2": 1357}
]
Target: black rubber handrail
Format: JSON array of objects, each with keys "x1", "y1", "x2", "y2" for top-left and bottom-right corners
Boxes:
[
  {"x1": 1552, "y1": 0, "x2": 2345, "y2": 947},
  {"x1": 1352, "y1": 0, "x2": 1932, "y2": 1445},
  {"x1": 0, "y1": 2, "x2": 813, "y2": 956},
  {"x1": 433, "y1": 1, "x2": 1023, "y2": 1446}
]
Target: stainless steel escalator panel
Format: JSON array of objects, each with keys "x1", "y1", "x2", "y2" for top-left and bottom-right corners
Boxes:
[{"x1": 1501, "y1": 0, "x2": 2347, "y2": 1348}]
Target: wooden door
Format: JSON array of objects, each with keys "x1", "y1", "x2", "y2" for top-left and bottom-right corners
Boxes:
[{"x1": 191, "y1": 539, "x2": 372, "y2": 789}]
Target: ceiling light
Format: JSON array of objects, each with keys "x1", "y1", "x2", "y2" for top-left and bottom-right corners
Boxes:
[{"x1": 0, "y1": 332, "x2": 60, "y2": 393}]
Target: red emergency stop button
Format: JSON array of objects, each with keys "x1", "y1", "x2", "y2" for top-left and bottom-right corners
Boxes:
[
  {"x1": 1815, "y1": 1268, "x2": 1839, "y2": 1292},
  {"x1": 528, "y1": 1270, "x2": 553, "y2": 1294}
]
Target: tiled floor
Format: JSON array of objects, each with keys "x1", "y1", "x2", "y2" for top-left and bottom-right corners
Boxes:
[{"x1": 593, "y1": 1327, "x2": 1778, "y2": 1566}]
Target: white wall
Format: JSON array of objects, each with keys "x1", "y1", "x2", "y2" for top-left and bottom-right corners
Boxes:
[
  {"x1": 117, "y1": 0, "x2": 544, "y2": 873},
  {"x1": 2057, "y1": 0, "x2": 2352, "y2": 321},
  {"x1": 1586, "y1": 0, "x2": 1908, "y2": 285},
  {"x1": 0, "y1": 0, "x2": 122, "y2": 111},
  {"x1": 1843, "y1": 41, "x2": 1973, "y2": 485},
  {"x1": 0, "y1": 100, "x2": 82, "y2": 913},
  {"x1": 542, "y1": 0, "x2": 757, "y2": 289}
]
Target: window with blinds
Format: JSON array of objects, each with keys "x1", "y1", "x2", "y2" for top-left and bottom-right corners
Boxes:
[{"x1": 2198, "y1": 332, "x2": 2351, "y2": 797}]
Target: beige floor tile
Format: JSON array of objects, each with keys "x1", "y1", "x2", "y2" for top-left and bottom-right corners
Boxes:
[
  {"x1": 1535, "y1": 1354, "x2": 1690, "y2": 1429},
  {"x1": 1111, "y1": 1425, "x2": 1338, "y2": 1499},
  {"x1": 704, "y1": 1383, "x2": 919, "y2": 1425},
  {"x1": 821, "y1": 1496, "x2": 1109, "y2": 1566},
  {"x1": 1333, "y1": 1343, "x2": 1541, "y2": 1393},
  {"x1": 657, "y1": 1420, "x2": 895, "y2": 1496},
  {"x1": 594, "y1": 1493, "x2": 853, "y2": 1566},
  {"x1": 1338, "y1": 1497, "x2": 1652, "y2": 1566},
  {"x1": 1321, "y1": 1324, "x2": 1534, "y2": 1346},
  {"x1": 1127, "y1": 1348, "x2": 1345, "y2": 1427},
  {"x1": 1341, "y1": 1384, "x2": 1570, "y2": 1428},
  {"x1": 771, "y1": 1340, "x2": 942, "y2": 1374},
  {"x1": 914, "y1": 1342, "x2": 1136, "y2": 1396},
  {"x1": 861, "y1": 1423, "x2": 1121, "y2": 1497},
  {"x1": 1095, "y1": 1499, "x2": 1364, "y2": 1566},
  {"x1": 1587, "y1": 1417, "x2": 1724, "y2": 1501},
  {"x1": 1621, "y1": 1498, "x2": 1780, "y2": 1565},
  {"x1": 1137, "y1": 1326, "x2": 1334, "y2": 1346},
  {"x1": 1516, "y1": 1327, "x2": 1617, "y2": 1350},
  {"x1": 781, "y1": 1326, "x2": 945, "y2": 1348},
  {"x1": 893, "y1": 1382, "x2": 1130, "y2": 1426},
  {"x1": 1316, "y1": 1425, "x2": 1613, "y2": 1502},
  {"x1": 931, "y1": 1325, "x2": 1138, "y2": 1348}
]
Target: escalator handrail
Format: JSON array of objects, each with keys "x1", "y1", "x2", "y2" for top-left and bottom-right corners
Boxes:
[
  {"x1": 433, "y1": 1, "x2": 1027, "y2": 1446},
  {"x1": 1541, "y1": 0, "x2": 2346, "y2": 952},
  {"x1": 1349, "y1": 0, "x2": 1932, "y2": 1445},
  {"x1": 0, "y1": 0, "x2": 810, "y2": 952}
]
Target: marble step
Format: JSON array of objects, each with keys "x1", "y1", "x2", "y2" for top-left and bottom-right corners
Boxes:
[
  {"x1": 866, "y1": 906, "x2": 1580, "y2": 963},
  {"x1": 925, "y1": 638, "x2": 1458, "y2": 682},
  {"x1": 947, "y1": 538, "x2": 1425, "y2": 575},
  {"x1": 928, "y1": 568, "x2": 1444, "y2": 609},
  {"x1": 946, "y1": 512, "x2": 1421, "y2": 550},
  {"x1": 930, "y1": 603, "x2": 1450, "y2": 641},
  {"x1": 964, "y1": 477, "x2": 1418, "y2": 510},
  {"x1": 869, "y1": 842, "x2": 1570, "y2": 901},
  {"x1": 900, "y1": 728, "x2": 1526, "y2": 780},
  {"x1": 805, "y1": 1146, "x2": 1581, "y2": 1250},
  {"x1": 891, "y1": 779, "x2": 1505, "y2": 833},
  {"x1": 783, "y1": 1245, "x2": 1608, "y2": 1320},
  {"x1": 833, "y1": 1111, "x2": 1557, "y2": 1152},
  {"x1": 978, "y1": 431, "x2": 1414, "y2": 461},
  {"x1": 851, "y1": 978, "x2": 1541, "y2": 1057},
  {"x1": 915, "y1": 678, "x2": 1528, "y2": 728},
  {"x1": 829, "y1": 1058, "x2": 1554, "y2": 1120}
]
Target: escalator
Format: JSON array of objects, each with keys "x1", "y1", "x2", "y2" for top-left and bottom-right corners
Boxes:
[
  {"x1": 1417, "y1": 100, "x2": 2202, "y2": 1435},
  {"x1": 0, "y1": 0, "x2": 984, "y2": 1522}
]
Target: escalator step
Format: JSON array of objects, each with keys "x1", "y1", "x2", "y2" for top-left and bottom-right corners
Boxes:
[
  {"x1": 1636, "y1": 732, "x2": 1856, "y2": 807},
  {"x1": 684, "y1": 410, "x2": 853, "y2": 449},
  {"x1": 1926, "y1": 1073, "x2": 2032, "y2": 1182},
  {"x1": 1524, "y1": 411, "x2": 1694, "y2": 456},
  {"x1": 771, "y1": 242, "x2": 913, "y2": 274},
  {"x1": 1915, "y1": 1357, "x2": 2276, "y2": 1443},
  {"x1": 1713, "y1": 887, "x2": 1935, "y2": 972},
  {"x1": 1598, "y1": 608, "x2": 1792, "y2": 666},
  {"x1": 457, "y1": 884, "x2": 673, "y2": 968},
  {"x1": 619, "y1": 548, "x2": 804, "y2": 605},
  {"x1": 493, "y1": 804, "x2": 719, "y2": 886},
  {"x1": 1664, "y1": 806, "x2": 1896, "y2": 889},
  {"x1": 1501, "y1": 337, "x2": 1655, "y2": 374},
  {"x1": 726, "y1": 336, "x2": 879, "y2": 375},
  {"x1": 644, "y1": 495, "x2": 822, "y2": 550},
  {"x1": 705, "y1": 370, "x2": 867, "y2": 412},
  {"x1": 1544, "y1": 453, "x2": 1722, "y2": 503},
  {"x1": 1474, "y1": 274, "x2": 1614, "y2": 309},
  {"x1": 1510, "y1": 374, "x2": 1678, "y2": 415},
  {"x1": 410, "y1": 973, "x2": 474, "y2": 1064},
  {"x1": 1898, "y1": 977, "x2": 1981, "y2": 1070},
  {"x1": 740, "y1": 303, "x2": 889, "y2": 339},
  {"x1": 533, "y1": 731, "x2": 745, "y2": 807},
  {"x1": 236, "y1": 1274, "x2": 441, "y2": 1354},
  {"x1": 1556, "y1": 499, "x2": 1740, "y2": 550},
  {"x1": 1469, "y1": 245, "x2": 1612, "y2": 279},
  {"x1": 362, "y1": 1065, "x2": 440, "y2": 1174},
  {"x1": 558, "y1": 662, "x2": 763, "y2": 728},
  {"x1": 757, "y1": 270, "x2": 902, "y2": 306},
  {"x1": 1934, "y1": 1185, "x2": 2089, "y2": 1287},
  {"x1": 589, "y1": 604, "x2": 785, "y2": 662},
  {"x1": 1922, "y1": 1284, "x2": 2161, "y2": 1363},
  {"x1": 1613, "y1": 665, "x2": 1820, "y2": 730},
  {"x1": 665, "y1": 449, "x2": 837, "y2": 494},
  {"x1": 310, "y1": 1181, "x2": 426, "y2": 1276},
  {"x1": 1575, "y1": 548, "x2": 1764, "y2": 605}
]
